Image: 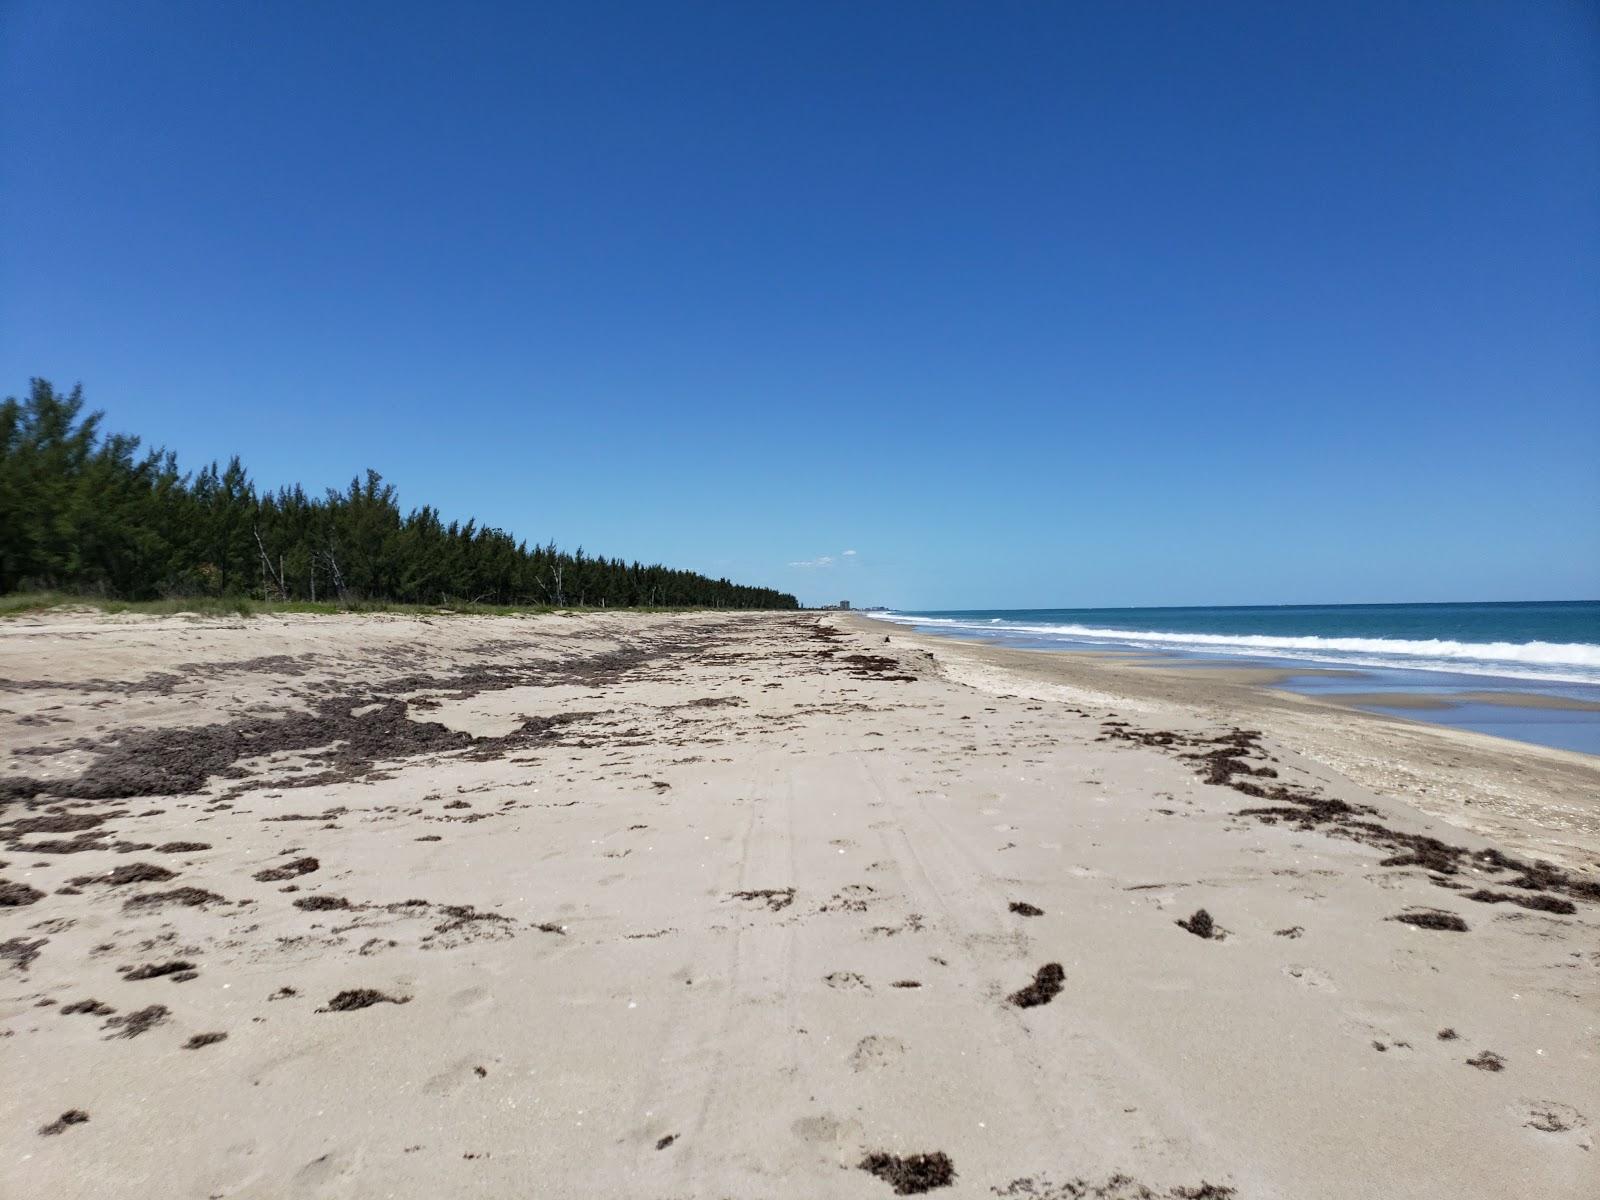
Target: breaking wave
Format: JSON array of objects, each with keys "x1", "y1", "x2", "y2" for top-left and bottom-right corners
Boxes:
[{"x1": 863, "y1": 612, "x2": 1600, "y2": 684}]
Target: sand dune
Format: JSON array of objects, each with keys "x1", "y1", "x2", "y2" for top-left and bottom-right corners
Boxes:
[{"x1": 2, "y1": 610, "x2": 1596, "y2": 1198}]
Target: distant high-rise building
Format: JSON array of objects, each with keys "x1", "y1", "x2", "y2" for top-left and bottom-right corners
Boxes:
[{"x1": 839, "y1": 600, "x2": 851, "y2": 610}]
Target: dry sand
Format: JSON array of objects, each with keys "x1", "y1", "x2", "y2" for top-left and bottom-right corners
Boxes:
[{"x1": 1, "y1": 608, "x2": 1596, "y2": 1199}]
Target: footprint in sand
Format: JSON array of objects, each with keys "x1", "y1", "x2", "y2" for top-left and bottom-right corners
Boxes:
[
  {"x1": 422, "y1": 1057, "x2": 495, "y2": 1097},
  {"x1": 449, "y1": 984, "x2": 494, "y2": 1014},
  {"x1": 201, "y1": 1140, "x2": 267, "y2": 1197},
  {"x1": 290, "y1": 1146, "x2": 365, "y2": 1197},
  {"x1": 1282, "y1": 964, "x2": 1336, "y2": 991},
  {"x1": 248, "y1": 1044, "x2": 322, "y2": 1088},
  {"x1": 824, "y1": 971, "x2": 870, "y2": 991},
  {"x1": 1520, "y1": 1100, "x2": 1591, "y2": 1148},
  {"x1": 792, "y1": 1113, "x2": 865, "y2": 1164},
  {"x1": 849, "y1": 1034, "x2": 907, "y2": 1071}
]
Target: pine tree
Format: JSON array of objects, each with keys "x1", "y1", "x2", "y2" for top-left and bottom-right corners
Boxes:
[{"x1": 0, "y1": 379, "x2": 799, "y2": 610}]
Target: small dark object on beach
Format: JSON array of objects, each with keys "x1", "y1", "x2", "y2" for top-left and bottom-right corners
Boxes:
[
  {"x1": 730, "y1": 887, "x2": 795, "y2": 911},
  {"x1": 157, "y1": 841, "x2": 210, "y2": 853},
  {"x1": 318, "y1": 988, "x2": 409, "y2": 1012},
  {"x1": 432, "y1": 904, "x2": 510, "y2": 928},
  {"x1": 473, "y1": 1065, "x2": 487, "y2": 1077},
  {"x1": 656, "y1": 1134, "x2": 677, "y2": 1150},
  {"x1": 0, "y1": 879, "x2": 46, "y2": 906},
  {"x1": 253, "y1": 856, "x2": 319, "y2": 882},
  {"x1": 1274, "y1": 926, "x2": 1304, "y2": 938},
  {"x1": 859, "y1": 1151, "x2": 956, "y2": 1194},
  {"x1": 123, "y1": 886, "x2": 224, "y2": 911},
  {"x1": 293, "y1": 895, "x2": 352, "y2": 911},
  {"x1": 1008, "y1": 962, "x2": 1065, "y2": 1008},
  {"x1": 1437, "y1": 1028, "x2": 1459, "y2": 1040},
  {"x1": 1466, "y1": 1051, "x2": 1506, "y2": 1072},
  {"x1": 1009, "y1": 901, "x2": 1044, "y2": 917},
  {"x1": 61, "y1": 998, "x2": 114, "y2": 1016},
  {"x1": 995, "y1": 1176, "x2": 1230, "y2": 1199},
  {"x1": 39, "y1": 1110, "x2": 88, "y2": 1136},
  {"x1": 183, "y1": 1031, "x2": 227, "y2": 1049},
  {"x1": 103, "y1": 1004, "x2": 168, "y2": 1039},
  {"x1": 122, "y1": 959, "x2": 197, "y2": 981},
  {"x1": 891, "y1": 980, "x2": 922, "y2": 988},
  {"x1": 1177, "y1": 909, "x2": 1217, "y2": 939},
  {"x1": 1391, "y1": 910, "x2": 1468, "y2": 932}
]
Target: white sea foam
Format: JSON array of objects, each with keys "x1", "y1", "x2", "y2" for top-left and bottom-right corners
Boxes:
[{"x1": 861, "y1": 612, "x2": 1600, "y2": 685}]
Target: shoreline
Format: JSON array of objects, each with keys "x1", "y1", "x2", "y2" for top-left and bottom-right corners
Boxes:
[
  {"x1": 849, "y1": 608, "x2": 1600, "y2": 752},
  {"x1": 4, "y1": 609, "x2": 1597, "y2": 1198},
  {"x1": 848, "y1": 614, "x2": 1600, "y2": 874}
]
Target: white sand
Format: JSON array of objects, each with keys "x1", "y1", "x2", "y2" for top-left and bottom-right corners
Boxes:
[{"x1": 2, "y1": 609, "x2": 1596, "y2": 1198}]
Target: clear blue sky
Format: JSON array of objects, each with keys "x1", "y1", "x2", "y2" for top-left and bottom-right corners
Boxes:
[{"x1": 3, "y1": 1, "x2": 1596, "y2": 609}]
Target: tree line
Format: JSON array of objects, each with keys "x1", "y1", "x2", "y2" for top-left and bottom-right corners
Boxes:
[{"x1": 0, "y1": 379, "x2": 798, "y2": 610}]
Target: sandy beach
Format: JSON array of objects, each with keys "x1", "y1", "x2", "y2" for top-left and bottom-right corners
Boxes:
[{"x1": 2, "y1": 608, "x2": 1596, "y2": 1199}]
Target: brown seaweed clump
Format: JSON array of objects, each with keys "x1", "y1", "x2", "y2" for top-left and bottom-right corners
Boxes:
[
  {"x1": 39, "y1": 1110, "x2": 89, "y2": 1136},
  {"x1": 1390, "y1": 910, "x2": 1468, "y2": 932},
  {"x1": 122, "y1": 887, "x2": 225, "y2": 912},
  {"x1": 1177, "y1": 909, "x2": 1219, "y2": 939},
  {"x1": 71, "y1": 862, "x2": 176, "y2": 888},
  {"x1": 0, "y1": 879, "x2": 46, "y2": 907},
  {"x1": 253, "y1": 856, "x2": 319, "y2": 882},
  {"x1": 1008, "y1": 963, "x2": 1066, "y2": 1008},
  {"x1": 121, "y1": 960, "x2": 198, "y2": 982},
  {"x1": 103, "y1": 1004, "x2": 168, "y2": 1039},
  {"x1": 318, "y1": 988, "x2": 410, "y2": 1012},
  {"x1": 293, "y1": 895, "x2": 353, "y2": 911},
  {"x1": 859, "y1": 1151, "x2": 956, "y2": 1194},
  {"x1": 1463, "y1": 888, "x2": 1576, "y2": 915}
]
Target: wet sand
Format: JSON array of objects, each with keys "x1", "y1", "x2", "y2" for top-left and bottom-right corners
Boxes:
[
  {"x1": 1314, "y1": 690, "x2": 1600, "y2": 712},
  {"x1": 2, "y1": 608, "x2": 1597, "y2": 1198}
]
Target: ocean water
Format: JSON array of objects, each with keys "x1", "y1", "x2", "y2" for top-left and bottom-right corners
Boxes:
[{"x1": 864, "y1": 602, "x2": 1600, "y2": 755}]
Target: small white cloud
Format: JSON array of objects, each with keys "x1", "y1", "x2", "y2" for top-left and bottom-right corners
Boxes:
[
  {"x1": 788, "y1": 555, "x2": 835, "y2": 569},
  {"x1": 842, "y1": 549, "x2": 857, "y2": 556}
]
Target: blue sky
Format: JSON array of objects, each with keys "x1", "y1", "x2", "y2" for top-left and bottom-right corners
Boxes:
[{"x1": 3, "y1": 1, "x2": 1596, "y2": 609}]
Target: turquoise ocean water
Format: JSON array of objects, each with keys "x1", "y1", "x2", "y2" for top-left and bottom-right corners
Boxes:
[{"x1": 864, "y1": 602, "x2": 1600, "y2": 755}]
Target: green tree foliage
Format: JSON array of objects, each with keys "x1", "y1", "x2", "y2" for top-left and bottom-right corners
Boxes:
[{"x1": 0, "y1": 380, "x2": 798, "y2": 610}]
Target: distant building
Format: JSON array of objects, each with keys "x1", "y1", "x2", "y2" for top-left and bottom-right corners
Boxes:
[{"x1": 838, "y1": 600, "x2": 851, "y2": 610}]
